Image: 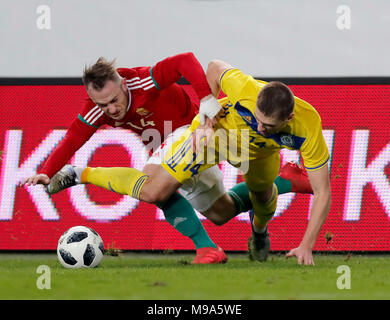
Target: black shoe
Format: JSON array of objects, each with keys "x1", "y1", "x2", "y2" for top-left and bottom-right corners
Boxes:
[{"x1": 247, "y1": 210, "x2": 270, "y2": 262}]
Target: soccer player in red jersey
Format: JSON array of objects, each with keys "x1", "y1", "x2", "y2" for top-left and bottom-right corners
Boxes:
[
  {"x1": 21, "y1": 52, "x2": 230, "y2": 263},
  {"x1": 21, "y1": 52, "x2": 311, "y2": 264}
]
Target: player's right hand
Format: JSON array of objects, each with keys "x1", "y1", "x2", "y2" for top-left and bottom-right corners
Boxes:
[
  {"x1": 19, "y1": 174, "x2": 50, "y2": 187},
  {"x1": 198, "y1": 95, "x2": 221, "y2": 125},
  {"x1": 285, "y1": 246, "x2": 315, "y2": 266},
  {"x1": 192, "y1": 116, "x2": 215, "y2": 153}
]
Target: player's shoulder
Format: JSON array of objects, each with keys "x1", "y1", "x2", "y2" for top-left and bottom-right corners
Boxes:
[
  {"x1": 117, "y1": 66, "x2": 156, "y2": 92},
  {"x1": 294, "y1": 96, "x2": 321, "y2": 121},
  {"x1": 220, "y1": 68, "x2": 255, "y2": 85},
  {"x1": 220, "y1": 68, "x2": 263, "y2": 100},
  {"x1": 117, "y1": 67, "x2": 148, "y2": 81},
  {"x1": 291, "y1": 96, "x2": 323, "y2": 136}
]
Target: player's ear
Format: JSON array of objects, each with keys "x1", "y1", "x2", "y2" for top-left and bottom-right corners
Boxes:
[
  {"x1": 287, "y1": 112, "x2": 294, "y2": 121},
  {"x1": 120, "y1": 77, "x2": 127, "y2": 91}
]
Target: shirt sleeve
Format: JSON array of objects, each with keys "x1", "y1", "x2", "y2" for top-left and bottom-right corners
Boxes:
[
  {"x1": 150, "y1": 52, "x2": 212, "y2": 100},
  {"x1": 219, "y1": 68, "x2": 260, "y2": 106},
  {"x1": 39, "y1": 115, "x2": 98, "y2": 178},
  {"x1": 78, "y1": 99, "x2": 105, "y2": 128},
  {"x1": 300, "y1": 111, "x2": 330, "y2": 171}
]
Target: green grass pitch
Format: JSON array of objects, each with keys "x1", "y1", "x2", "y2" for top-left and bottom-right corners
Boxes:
[{"x1": 0, "y1": 252, "x2": 389, "y2": 300}]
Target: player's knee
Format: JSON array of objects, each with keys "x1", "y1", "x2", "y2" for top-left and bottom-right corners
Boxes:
[
  {"x1": 201, "y1": 209, "x2": 230, "y2": 226},
  {"x1": 251, "y1": 187, "x2": 274, "y2": 203},
  {"x1": 209, "y1": 215, "x2": 229, "y2": 226},
  {"x1": 141, "y1": 189, "x2": 170, "y2": 204},
  {"x1": 139, "y1": 182, "x2": 171, "y2": 204}
]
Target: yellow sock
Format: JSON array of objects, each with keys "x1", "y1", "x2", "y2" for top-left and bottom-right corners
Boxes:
[
  {"x1": 81, "y1": 167, "x2": 148, "y2": 200},
  {"x1": 250, "y1": 184, "x2": 278, "y2": 230}
]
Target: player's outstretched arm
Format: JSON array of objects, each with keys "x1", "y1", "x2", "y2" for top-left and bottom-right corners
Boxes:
[
  {"x1": 286, "y1": 164, "x2": 331, "y2": 265},
  {"x1": 19, "y1": 117, "x2": 97, "y2": 188}
]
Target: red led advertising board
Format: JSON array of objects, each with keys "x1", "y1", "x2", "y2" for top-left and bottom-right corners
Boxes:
[{"x1": 0, "y1": 82, "x2": 389, "y2": 251}]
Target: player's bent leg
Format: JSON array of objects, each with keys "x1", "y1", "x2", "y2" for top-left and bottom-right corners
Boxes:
[
  {"x1": 247, "y1": 209, "x2": 270, "y2": 262},
  {"x1": 200, "y1": 193, "x2": 237, "y2": 226},
  {"x1": 243, "y1": 153, "x2": 280, "y2": 262},
  {"x1": 179, "y1": 166, "x2": 234, "y2": 226},
  {"x1": 49, "y1": 163, "x2": 226, "y2": 264},
  {"x1": 81, "y1": 166, "x2": 149, "y2": 199},
  {"x1": 195, "y1": 163, "x2": 312, "y2": 227},
  {"x1": 177, "y1": 165, "x2": 251, "y2": 226},
  {"x1": 145, "y1": 128, "x2": 228, "y2": 264},
  {"x1": 173, "y1": 182, "x2": 228, "y2": 264},
  {"x1": 157, "y1": 123, "x2": 228, "y2": 264},
  {"x1": 247, "y1": 185, "x2": 277, "y2": 262},
  {"x1": 158, "y1": 191, "x2": 216, "y2": 246},
  {"x1": 169, "y1": 165, "x2": 228, "y2": 263},
  {"x1": 250, "y1": 184, "x2": 277, "y2": 230},
  {"x1": 48, "y1": 164, "x2": 152, "y2": 200},
  {"x1": 49, "y1": 163, "x2": 180, "y2": 204},
  {"x1": 142, "y1": 164, "x2": 221, "y2": 254},
  {"x1": 201, "y1": 182, "x2": 254, "y2": 226},
  {"x1": 199, "y1": 183, "x2": 254, "y2": 226},
  {"x1": 47, "y1": 165, "x2": 147, "y2": 197},
  {"x1": 140, "y1": 164, "x2": 181, "y2": 204}
]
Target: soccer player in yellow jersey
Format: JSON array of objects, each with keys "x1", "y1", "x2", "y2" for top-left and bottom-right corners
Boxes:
[
  {"x1": 185, "y1": 60, "x2": 331, "y2": 265},
  {"x1": 39, "y1": 58, "x2": 325, "y2": 265}
]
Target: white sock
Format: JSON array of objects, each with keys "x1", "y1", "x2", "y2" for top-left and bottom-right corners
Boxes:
[{"x1": 73, "y1": 166, "x2": 85, "y2": 184}]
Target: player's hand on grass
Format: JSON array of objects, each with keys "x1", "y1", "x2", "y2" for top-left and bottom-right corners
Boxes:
[
  {"x1": 285, "y1": 245, "x2": 315, "y2": 266},
  {"x1": 19, "y1": 174, "x2": 50, "y2": 187}
]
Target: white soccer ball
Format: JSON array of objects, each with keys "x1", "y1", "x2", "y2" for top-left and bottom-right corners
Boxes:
[{"x1": 57, "y1": 226, "x2": 104, "y2": 269}]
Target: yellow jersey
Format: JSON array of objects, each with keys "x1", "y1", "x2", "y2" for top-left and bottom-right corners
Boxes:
[{"x1": 217, "y1": 68, "x2": 329, "y2": 171}]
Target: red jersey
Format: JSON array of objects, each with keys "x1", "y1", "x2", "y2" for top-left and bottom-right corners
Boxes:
[
  {"x1": 79, "y1": 67, "x2": 197, "y2": 137},
  {"x1": 40, "y1": 52, "x2": 211, "y2": 178}
]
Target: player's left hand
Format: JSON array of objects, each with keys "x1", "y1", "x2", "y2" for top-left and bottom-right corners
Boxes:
[{"x1": 285, "y1": 246, "x2": 315, "y2": 265}]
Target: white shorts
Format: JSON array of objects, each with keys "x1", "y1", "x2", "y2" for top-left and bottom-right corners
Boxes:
[{"x1": 146, "y1": 125, "x2": 225, "y2": 212}]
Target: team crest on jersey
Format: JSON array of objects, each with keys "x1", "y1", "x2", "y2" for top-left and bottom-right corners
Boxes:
[
  {"x1": 136, "y1": 108, "x2": 150, "y2": 116},
  {"x1": 242, "y1": 116, "x2": 253, "y2": 125},
  {"x1": 280, "y1": 134, "x2": 295, "y2": 148}
]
